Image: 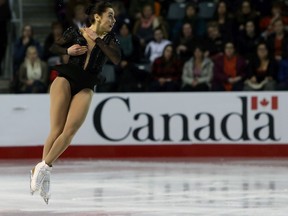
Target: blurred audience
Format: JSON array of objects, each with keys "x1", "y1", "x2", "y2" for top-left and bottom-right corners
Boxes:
[
  {"x1": 170, "y1": 3, "x2": 206, "y2": 40},
  {"x1": 13, "y1": 25, "x2": 42, "y2": 74},
  {"x1": 174, "y1": 22, "x2": 200, "y2": 61},
  {"x1": 133, "y1": 3, "x2": 167, "y2": 50},
  {"x1": 148, "y1": 44, "x2": 182, "y2": 92},
  {"x1": 266, "y1": 18, "x2": 288, "y2": 62},
  {"x1": 0, "y1": 0, "x2": 11, "y2": 75},
  {"x1": 212, "y1": 0, "x2": 235, "y2": 40},
  {"x1": 145, "y1": 27, "x2": 171, "y2": 63},
  {"x1": 17, "y1": 46, "x2": 48, "y2": 93},
  {"x1": 181, "y1": 45, "x2": 213, "y2": 91},
  {"x1": 237, "y1": 20, "x2": 261, "y2": 62},
  {"x1": 235, "y1": 0, "x2": 260, "y2": 33},
  {"x1": 204, "y1": 21, "x2": 226, "y2": 58},
  {"x1": 6, "y1": 0, "x2": 288, "y2": 93},
  {"x1": 244, "y1": 42, "x2": 278, "y2": 91},
  {"x1": 115, "y1": 21, "x2": 147, "y2": 92},
  {"x1": 212, "y1": 41, "x2": 247, "y2": 91},
  {"x1": 43, "y1": 21, "x2": 64, "y2": 66}
]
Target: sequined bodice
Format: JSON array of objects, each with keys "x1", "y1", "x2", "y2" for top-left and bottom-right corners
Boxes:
[{"x1": 63, "y1": 26, "x2": 119, "y2": 74}]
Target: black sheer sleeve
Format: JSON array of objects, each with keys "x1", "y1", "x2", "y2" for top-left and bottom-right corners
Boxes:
[
  {"x1": 95, "y1": 33, "x2": 121, "y2": 65},
  {"x1": 49, "y1": 26, "x2": 75, "y2": 55}
]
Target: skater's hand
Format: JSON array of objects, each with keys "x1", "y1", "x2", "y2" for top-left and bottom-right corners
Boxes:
[
  {"x1": 84, "y1": 28, "x2": 107, "y2": 41},
  {"x1": 67, "y1": 44, "x2": 87, "y2": 56},
  {"x1": 84, "y1": 28, "x2": 97, "y2": 41}
]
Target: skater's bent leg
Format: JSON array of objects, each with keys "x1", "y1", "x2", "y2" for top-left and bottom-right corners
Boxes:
[
  {"x1": 44, "y1": 88, "x2": 93, "y2": 165},
  {"x1": 42, "y1": 77, "x2": 71, "y2": 161}
]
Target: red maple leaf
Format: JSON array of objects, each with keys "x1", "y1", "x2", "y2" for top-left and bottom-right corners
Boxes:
[{"x1": 260, "y1": 98, "x2": 269, "y2": 106}]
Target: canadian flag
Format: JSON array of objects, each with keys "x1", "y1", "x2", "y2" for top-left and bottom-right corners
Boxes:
[{"x1": 251, "y1": 96, "x2": 278, "y2": 110}]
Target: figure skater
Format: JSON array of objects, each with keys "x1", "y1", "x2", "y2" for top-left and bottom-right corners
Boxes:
[{"x1": 29, "y1": 1, "x2": 120, "y2": 204}]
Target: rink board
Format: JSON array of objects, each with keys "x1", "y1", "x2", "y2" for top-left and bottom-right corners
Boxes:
[{"x1": 0, "y1": 92, "x2": 288, "y2": 158}]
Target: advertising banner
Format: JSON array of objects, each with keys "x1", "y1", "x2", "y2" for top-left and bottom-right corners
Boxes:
[{"x1": 0, "y1": 92, "x2": 287, "y2": 147}]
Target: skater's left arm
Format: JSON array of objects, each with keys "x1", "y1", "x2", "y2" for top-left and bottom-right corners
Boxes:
[{"x1": 95, "y1": 35, "x2": 121, "y2": 65}]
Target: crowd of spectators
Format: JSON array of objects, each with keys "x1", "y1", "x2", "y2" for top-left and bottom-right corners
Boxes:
[{"x1": 7, "y1": 0, "x2": 288, "y2": 93}]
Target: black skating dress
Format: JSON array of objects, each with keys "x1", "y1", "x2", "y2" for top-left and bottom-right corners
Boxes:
[{"x1": 50, "y1": 26, "x2": 121, "y2": 95}]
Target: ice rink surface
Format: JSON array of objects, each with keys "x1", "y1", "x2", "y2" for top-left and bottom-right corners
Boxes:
[{"x1": 0, "y1": 158, "x2": 288, "y2": 216}]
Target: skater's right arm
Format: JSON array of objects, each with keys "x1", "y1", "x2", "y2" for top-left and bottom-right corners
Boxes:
[{"x1": 49, "y1": 26, "x2": 74, "y2": 55}]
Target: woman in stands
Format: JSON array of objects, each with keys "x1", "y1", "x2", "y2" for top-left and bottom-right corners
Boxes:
[{"x1": 29, "y1": 0, "x2": 121, "y2": 204}]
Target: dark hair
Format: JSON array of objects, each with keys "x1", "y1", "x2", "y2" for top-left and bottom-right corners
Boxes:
[
  {"x1": 85, "y1": 1, "x2": 113, "y2": 26},
  {"x1": 193, "y1": 45, "x2": 206, "y2": 54},
  {"x1": 162, "y1": 44, "x2": 176, "y2": 61}
]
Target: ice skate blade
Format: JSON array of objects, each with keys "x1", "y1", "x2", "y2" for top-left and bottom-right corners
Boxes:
[
  {"x1": 44, "y1": 198, "x2": 49, "y2": 204},
  {"x1": 30, "y1": 170, "x2": 34, "y2": 195}
]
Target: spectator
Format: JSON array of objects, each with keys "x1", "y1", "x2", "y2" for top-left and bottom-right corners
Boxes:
[
  {"x1": 117, "y1": 22, "x2": 141, "y2": 63},
  {"x1": 266, "y1": 18, "x2": 288, "y2": 62},
  {"x1": 148, "y1": 44, "x2": 182, "y2": 92},
  {"x1": 204, "y1": 21, "x2": 226, "y2": 58},
  {"x1": 111, "y1": 1, "x2": 131, "y2": 34},
  {"x1": 129, "y1": 0, "x2": 154, "y2": 20},
  {"x1": 116, "y1": 22, "x2": 147, "y2": 92},
  {"x1": 13, "y1": 25, "x2": 42, "y2": 74},
  {"x1": 43, "y1": 21, "x2": 64, "y2": 64},
  {"x1": 170, "y1": 3, "x2": 206, "y2": 40},
  {"x1": 260, "y1": 2, "x2": 288, "y2": 37},
  {"x1": 71, "y1": 4, "x2": 88, "y2": 28},
  {"x1": 235, "y1": 0, "x2": 260, "y2": 33},
  {"x1": 133, "y1": 3, "x2": 167, "y2": 49},
  {"x1": 237, "y1": 20, "x2": 261, "y2": 62},
  {"x1": 244, "y1": 42, "x2": 277, "y2": 91},
  {"x1": 145, "y1": 27, "x2": 171, "y2": 63},
  {"x1": 65, "y1": 0, "x2": 89, "y2": 26},
  {"x1": 212, "y1": 0, "x2": 235, "y2": 40},
  {"x1": 17, "y1": 46, "x2": 48, "y2": 93},
  {"x1": 181, "y1": 45, "x2": 213, "y2": 91},
  {"x1": 212, "y1": 41, "x2": 247, "y2": 91},
  {"x1": 174, "y1": 22, "x2": 200, "y2": 61},
  {"x1": 0, "y1": 0, "x2": 11, "y2": 75}
]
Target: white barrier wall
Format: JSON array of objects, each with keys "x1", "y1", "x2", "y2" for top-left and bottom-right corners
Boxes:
[{"x1": 0, "y1": 92, "x2": 287, "y2": 147}]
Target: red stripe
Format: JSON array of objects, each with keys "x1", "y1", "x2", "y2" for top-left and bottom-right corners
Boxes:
[
  {"x1": 1, "y1": 144, "x2": 288, "y2": 159},
  {"x1": 272, "y1": 96, "x2": 278, "y2": 110},
  {"x1": 251, "y1": 96, "x2": 258, "y2": 110}
]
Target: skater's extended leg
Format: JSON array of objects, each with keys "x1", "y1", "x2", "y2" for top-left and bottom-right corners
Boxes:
[
  {"x1": 42, "y1": 77, "x2": 71, "y2": 160},
  {"x1": 44, "y1": 88, "x2": 93, "y2": 165}
]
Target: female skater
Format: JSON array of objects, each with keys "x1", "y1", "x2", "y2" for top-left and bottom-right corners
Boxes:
[{"x1": 30, "y1": 1, "x2": 120, "y2": 204}]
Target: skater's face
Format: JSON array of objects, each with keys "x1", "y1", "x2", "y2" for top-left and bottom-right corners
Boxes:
[{"x1": 96, "y1": 8, "x2": 116, "y2": 32}]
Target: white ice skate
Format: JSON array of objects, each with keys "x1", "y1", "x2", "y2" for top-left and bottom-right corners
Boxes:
[
  {"x1": 40, "y1": 173, "x2": 51, "y2": 204},
  {"x1": 30, "y1": 161, "x2": 52, "y2": 195}
]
